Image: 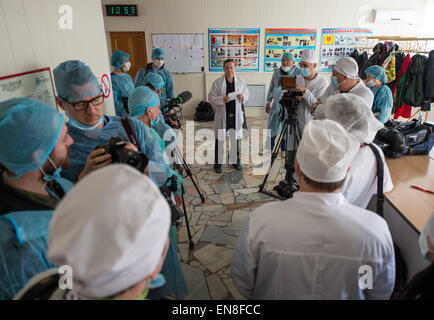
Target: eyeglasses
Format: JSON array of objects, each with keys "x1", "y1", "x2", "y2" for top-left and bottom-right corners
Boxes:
[{"x1": 66, "y1": 95, "x2": 105, "y2": 111}]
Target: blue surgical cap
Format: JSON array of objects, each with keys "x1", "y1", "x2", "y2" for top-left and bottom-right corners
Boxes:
[
  {"x1": 53, "y1": 60, "x2": 101, "y2": 103},
  {"x1": 365, "y1": 65, "x2": 388, "y2": 84},
  {"x1": 128, "y1": 86, "x2": 160, "y2": 117},
  {"x1": 111, "y1": 50, "x2": 130, "y2": 69},
  {"x1": 152, "y1": 48, "x2": 165, "y2": 59},
  {"x1": 144, "y1": 72, "x2": 164, "y2": 90},
  {"x1": 0, "y1": 98, "x2": 64, "y2": 178},
  {"x1": 282, "y1": 52, "x2": 294, "y2": 60}
]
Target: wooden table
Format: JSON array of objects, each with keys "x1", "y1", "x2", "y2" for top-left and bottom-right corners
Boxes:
[{"x1": 385, "y1": 155, "x2": 434, "y2": 233}]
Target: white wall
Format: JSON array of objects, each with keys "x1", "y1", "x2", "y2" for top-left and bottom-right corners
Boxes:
[
  {"x1": 0, "y1": 0, "x2": 114, "y2": 114},
  {"x1": 102, "y1": 0, "x2": 428, "y2": 116}
]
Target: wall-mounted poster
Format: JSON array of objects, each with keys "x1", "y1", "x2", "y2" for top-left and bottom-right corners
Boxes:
[
  {"x1": 319, "y1": 28, "x2": 373, "y2": 72},
  {"x1": 208, "y1": 28, "x2": 260, "y2": 72},
  {"x1": 264, "y1": 28, "x2": 317, "y2": 72},
  {"x1": 0, "y1": 68, "x2": 56, "y2": 108}
]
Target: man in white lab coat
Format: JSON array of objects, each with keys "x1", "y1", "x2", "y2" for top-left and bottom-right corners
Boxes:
[
  {"x1": 311, "y1": 56, "x2": 374, "y2": 118},
  {"x1": 231, "y1": 119, "x2": 395, "y2": 300},
  {"x1": 323, "y1": 93, "x2": 394, "y2": 209},
  {"x1": 208, "y1": 59, "x2": 249, "y2": 173}
]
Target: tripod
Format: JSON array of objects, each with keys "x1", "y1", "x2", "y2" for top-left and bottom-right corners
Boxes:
[
  {"x1": 259, "y1": 97, "x2": 302, "y2": 200},
  {"x1": 173, "y1": 146, "x2": 206, "y2": 250}
]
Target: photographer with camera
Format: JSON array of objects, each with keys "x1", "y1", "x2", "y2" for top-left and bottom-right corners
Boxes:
[
  {"x1": 311, "y1": 57, "x2": 374, "y2": 118},
  {"x1": 265, "y1": 52, "x2": 300, "y2": 115},
  {"x1": 0, "y1": 98, "x2": 74, "y2": 299},
  {"x1": 268, "y1": 50, "x2": 328, "y2": 152},
  {"x1": 134, "y1": 48, "x2": 174, "y2": 109},
  {"x1": 128, "y1": 86, "x2": 188, "y2": 300},
  {"x1": 110, "y1": 50, "x2": 134, "y2": 117},
  {"x1": 53, "y1": 60, "x2": 170, "y2": 187},
  {"x1": 209, "y1": 59, "x2": 249, "y2": 173},
  {"x1": 323, "y1": 94, "x2": 393, "y2": 209},
  {"x1": 142, "y1": 72, "x2": 179, "y2": 144},
  {"x1": 232, "y1": 120, "x2": 395, "y2": 300}
]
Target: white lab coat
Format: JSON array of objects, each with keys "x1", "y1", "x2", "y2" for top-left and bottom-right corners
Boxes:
[
  {"x1": 343, "y1": 144, "x2": 393, "y2": 209},
  {"x1": 314, "y1": 80, "x2": 374, "y2": 119},
  {"x1": 208, "y1": 75, "x2": 249, "y2": 140},
  {"x1": 231, "y1": 192, "x2": 395, "y2": 300}
]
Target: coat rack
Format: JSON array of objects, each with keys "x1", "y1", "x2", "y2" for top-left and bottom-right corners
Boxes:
[{"x1": 356, "y1": 36, "x2": 433, "y2": 123}]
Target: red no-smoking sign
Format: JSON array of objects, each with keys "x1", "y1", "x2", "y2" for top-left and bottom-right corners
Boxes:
[{"x1": 101, "y1": 73, "x2": 111, "y2": 99}]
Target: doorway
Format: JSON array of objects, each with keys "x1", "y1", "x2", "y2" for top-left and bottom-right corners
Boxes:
[{"x1": 110, "y1": 32, "x2": 147, "y2": 79}]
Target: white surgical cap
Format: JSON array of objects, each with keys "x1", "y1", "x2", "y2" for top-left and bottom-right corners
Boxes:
[
  {"x1": 300, "y1": 49, "x2": 317, "y2": 64},
  {"x1": 296, "y1": 119, "x2": 359, "y2": 183},
  {"x1": 47, "y1": 164, "x2": 170, "y2": 298},
  {"x1": 324, "y1": 93, "x2": 384, "y2": 144},
  {"x1": 334, "y1": 57, "x2": 359, "y2": 79}
]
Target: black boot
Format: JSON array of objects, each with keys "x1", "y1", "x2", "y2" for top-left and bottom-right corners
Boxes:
[{"x1": 214, "y1": 164, "x2": 222, "y2": 174}]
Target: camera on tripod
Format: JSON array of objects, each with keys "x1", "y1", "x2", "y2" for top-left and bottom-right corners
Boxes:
[
  {"x1": 163, "y1": 91, "x2": 192, "y2": 129},
  {"x1": 279, "y1": 76, "x2": 303, "y2": 120},
  {"x1": 94, "y1": 136, "x2": 149, "y2": 172}
]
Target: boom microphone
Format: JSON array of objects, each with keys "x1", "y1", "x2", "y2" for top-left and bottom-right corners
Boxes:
[{"x1": 167, "y1": 91, "x2": 192, "y2": 105}]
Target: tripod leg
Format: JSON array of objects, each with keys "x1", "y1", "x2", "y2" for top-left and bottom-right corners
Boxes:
[
  {"x1": 175, "y1": 147, "x2": 205, "y2": 203},
  {"x1": 181, "y1": 184, "x2": 194, "y2": 250}
]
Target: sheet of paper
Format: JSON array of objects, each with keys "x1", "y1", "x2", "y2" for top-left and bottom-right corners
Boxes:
[{"x1": 228, "y1": 91, "x2": 241, "y2": 101}]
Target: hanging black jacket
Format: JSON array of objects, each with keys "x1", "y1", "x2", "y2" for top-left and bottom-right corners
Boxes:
[
  {"x1": 423, "y1": 50, "x2": 434, "y2": 109},
  {"x1": 359, "y1": 43, "x2": 384, "y2": 79},
  {"x1": 401, "y1": 54, "x2": 428, "y2": 108}
]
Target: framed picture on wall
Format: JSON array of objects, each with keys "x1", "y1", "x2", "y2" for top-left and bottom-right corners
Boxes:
[{"x1": 0, "y1": 67, "x2": 57, "y2": 109}]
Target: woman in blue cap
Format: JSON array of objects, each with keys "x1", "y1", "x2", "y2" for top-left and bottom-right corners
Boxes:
[
  {"x1": 134, "y1": 48, "x2": 174, "y2": 109},
  {"x1": 128, "y1": 86, "x2": 188, "y2": 300},
  {"x1": 364, "y1": 65, "x2": 393, "y2": 123},
  {"x1": 110, "y1": 50, "x2": 134, "y2": 117}
]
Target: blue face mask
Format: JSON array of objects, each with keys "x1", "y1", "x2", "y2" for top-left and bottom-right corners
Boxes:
[
  {"x1": 300, "y1": 68, "x2": 311, "y2": 77},
  {"x1": 150, "y1": 117, "x2": 159, "y2": 128},
  {"x1": 39, "y1": 157, "x2": 70, "y2": 202},
  {"x1": 419, "y1": 230, "x2": 434, "y2": 262},
  {"x1": 131, "y1": 273, "x2": 166, "y2": 301},
  {"x1": 331, "y1": 76, "x2": 339, "y2": 88},
  {"x1": 67, "y1": 113, "x2": 104, "y2": 131}
]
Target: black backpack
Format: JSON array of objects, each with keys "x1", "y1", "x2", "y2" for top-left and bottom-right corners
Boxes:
[{"x1": 194, "y1": 101, "x2": 214, "y2": 122}]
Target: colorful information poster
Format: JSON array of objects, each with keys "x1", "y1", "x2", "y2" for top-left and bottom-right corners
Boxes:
[
  {"x1": 264, "y1": 28, "x2": 317, "y2": 72},
  {"x1": 319, "y1": 28, "x2": 373, "y2": 72},
  {"x1": 208, "y1": 28, "x2": 260, "y2": 72}
]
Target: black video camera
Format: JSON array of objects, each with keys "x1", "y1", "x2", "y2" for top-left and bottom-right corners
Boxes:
[
  {"x1": 163, "y1": 91, "x2": 192, "y2": 129},
  {"x1": 95, "y1": 136, "x2": 149, "y2": 172},
  {"x1": 374, "y1": 118, "x2": 433, "y2": 158}
]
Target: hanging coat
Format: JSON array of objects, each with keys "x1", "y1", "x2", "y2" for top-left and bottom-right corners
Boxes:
[
  {"x1": 231, "y1": 192, "x2": 396, "y2": 300},
  {"x1": 208, "y1": 75, "x2": 249, "y2": 140},
  {"x1": 424, "y1": 50, "x2": 434, "y2": 101}
]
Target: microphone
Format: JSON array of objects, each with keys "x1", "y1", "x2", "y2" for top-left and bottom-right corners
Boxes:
[{"x1": 167, "y1": 91, "x2": 192, "y2": 105}]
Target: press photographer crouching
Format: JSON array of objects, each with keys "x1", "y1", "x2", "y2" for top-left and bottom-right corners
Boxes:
[
  {"x1": 53, "y1": 60, "x2": 170, "y2": 187},
  {"x1": 0, "y1": 98, "x2": 74, "y2": 299}
]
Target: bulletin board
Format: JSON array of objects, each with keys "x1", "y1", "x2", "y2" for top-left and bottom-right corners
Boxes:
[
  {"x1": 151, "y1": 33, "x2": 205, "y2": 73},
  {"x1": 319, "y1": 28, "x2": 373, "y2": 72},
  {"x1": 0, "y1": 68, "x2": 57, "y2": 108},
  {"x1": 208, "y1": 28, "x2": 260, "y2": 72},
  {"x1": 264, "y1": 28, "x2": 317, "y2": 72}
]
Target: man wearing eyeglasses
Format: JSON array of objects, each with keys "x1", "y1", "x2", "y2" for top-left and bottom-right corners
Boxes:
[{"x1": 53, "y1": 60, "x2": 170, "y2": 187}]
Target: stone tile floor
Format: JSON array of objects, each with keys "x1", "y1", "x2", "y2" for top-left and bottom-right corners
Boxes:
[{"x1": 172, "y1": 117, "x2": 287, "y2": 300}]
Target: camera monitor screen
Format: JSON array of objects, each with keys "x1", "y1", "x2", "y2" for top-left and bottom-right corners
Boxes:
[{"x1": 280, "y1": 76, "x2": 296, "y2": 90}]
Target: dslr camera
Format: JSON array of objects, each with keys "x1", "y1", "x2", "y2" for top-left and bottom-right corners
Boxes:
[{"x1": 95, "y1": 136, "x2": 149, "y2": 172}]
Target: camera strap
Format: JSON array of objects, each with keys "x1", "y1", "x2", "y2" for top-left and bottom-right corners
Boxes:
[
  {"x1": 366, "y1": 143, "x2": 384, "y2": 217},
  {"x1": 120, "y1": 117, "x2": 142, "y2": 152}
]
